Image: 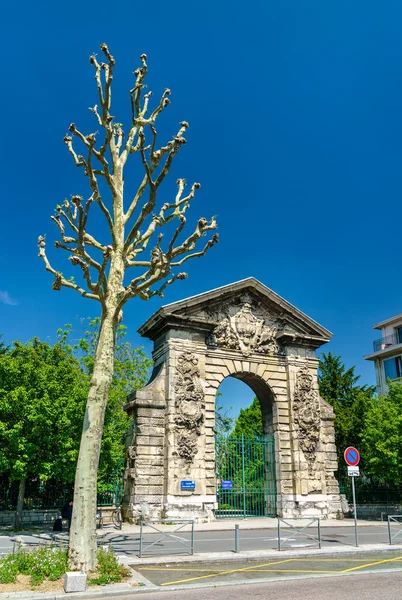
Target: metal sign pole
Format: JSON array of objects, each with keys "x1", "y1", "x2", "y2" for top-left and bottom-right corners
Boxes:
[{"x1": 351, "y1": 475, "x2": 358, "y2": 547}]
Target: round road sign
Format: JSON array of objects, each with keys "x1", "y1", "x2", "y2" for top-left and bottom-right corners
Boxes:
[{"x1": 344, "y1": 447, "x2": 360, "y2": 466}]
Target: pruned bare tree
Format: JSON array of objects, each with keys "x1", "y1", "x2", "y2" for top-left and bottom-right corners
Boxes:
[{"x1": 38, "y1": 44, "x2": 218, "y2": 571}]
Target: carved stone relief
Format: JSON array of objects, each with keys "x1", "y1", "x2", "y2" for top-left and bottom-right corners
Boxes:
[
  {"x1": 211, "y1": 303, "x2": 279, "y2": 356},
  {"x1": 293, "y1": 366, "x2": 321, "y2": 471},
  {"x1": 174, "y1": 351, "x2": 205, "y2": 465}
]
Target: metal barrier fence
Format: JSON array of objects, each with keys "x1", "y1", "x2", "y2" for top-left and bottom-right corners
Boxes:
[
  {"x1": 139, "y1": 520, "x2": 194, "y2": 558},
  {"x1": 277, "y1": 518, "x2": 321, "y2": 551},
  {"x1": 388, "y1": 515, "x2": 402, "y2": 545}
]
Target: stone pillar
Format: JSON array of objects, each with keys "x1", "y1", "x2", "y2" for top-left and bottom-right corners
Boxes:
[
  {"x1": 281, "y1": 357, "x2": 341, "y2": 519},
  {"x1": 162, "y1": 338, "x2": 215, "y2": 522},
  {"x1": 123, "y1": 363, "x2": 167, "y2": 522}
]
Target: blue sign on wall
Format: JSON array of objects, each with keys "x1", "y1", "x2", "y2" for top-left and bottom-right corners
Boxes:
[
  {"x1": 222, "y1": 480, "x2": 233, "y2": 489},
  {"x1": 180, "y1": 480, "x2": 196, "y2": 491}
]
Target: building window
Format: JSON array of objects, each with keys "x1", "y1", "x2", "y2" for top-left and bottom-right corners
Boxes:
[
  {"x1": 384, "y1": 356, "x2": 402, "y2": 380},
  {"x1": 396, "y1": 327, "x2": 402, "y2": 345}
]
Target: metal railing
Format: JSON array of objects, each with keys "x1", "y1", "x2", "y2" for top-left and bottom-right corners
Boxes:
[
  {"x1": 373, "y1": 333, "x2": 402, "y2": 353},
  {"x1": 0, "y1": 476, "x2": 123, "y2": 510},
  {"x1": 388, "y1": 515, "x2": 402, "y2": 545},
  {"x1": 139, "y1": 519, "x2": 194, "y2": 558},
  {"x1": 277, "y1": 518, "x2": 321, "y2": 551}
]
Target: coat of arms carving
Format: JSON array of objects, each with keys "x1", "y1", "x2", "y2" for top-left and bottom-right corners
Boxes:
[{"x1": 211, "y1": 303, "x2": 279, "y2": 357}]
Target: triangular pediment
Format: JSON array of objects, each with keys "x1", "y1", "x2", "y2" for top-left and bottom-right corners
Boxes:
[{"x1": 138, "y1": 278, "x2": 332, "y2": 347}]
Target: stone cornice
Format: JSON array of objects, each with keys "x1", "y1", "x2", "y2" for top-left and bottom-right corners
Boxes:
[{"x1": 138, "y1": 277, "x2": 332, "y2": 344}]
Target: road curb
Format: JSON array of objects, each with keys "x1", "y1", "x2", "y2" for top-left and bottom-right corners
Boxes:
[{"x1": 1, "y1": 542, "x2": 402, "y2": 599}]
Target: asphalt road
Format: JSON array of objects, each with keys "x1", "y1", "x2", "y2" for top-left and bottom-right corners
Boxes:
[
  {"x1": 1, "y1": 524, "x2": 401, "y2": 557},
  {"x1": 115, "y1": 571, "x2": 402, "y2": 600},
  {"x1": 100, "y1": 524, "x2": 400, "y2": 557},
  {"x1": 135, "y1": 552, "x2": 402, "y2": 586}
]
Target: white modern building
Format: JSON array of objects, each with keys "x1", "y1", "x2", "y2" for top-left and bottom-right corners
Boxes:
[{"x1": 364, "y1": 313, "x2": 402, "y2": 395}]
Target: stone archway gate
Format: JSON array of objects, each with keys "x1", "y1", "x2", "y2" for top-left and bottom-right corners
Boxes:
[{"x1": 123, "y1": 278, "x2": 341, "y2": 522}]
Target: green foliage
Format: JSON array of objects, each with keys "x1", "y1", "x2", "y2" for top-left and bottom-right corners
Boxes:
[
  {"x1": 70, "y1": 318, "x2": 152, "y2": 393},
  {"x1": 0, "y1": 339, "x2": 87, "y2": 485},
  {"x1": 0, "y1": 320, "x2": 152, "y2": 502},
  {"x1": 318, "y1": 353, "x2": 374, "y2": 477},
  {"x1": 361, "y1": 381, "x2": 402, "y2": 485},
  {"x1": 318, "y1": 352, "x2": 366, "y2": 406},
  {"x1": 0, "y1": 546, "x2": 68, "y2": 587},
  {"x1": 0, "y1": 554, "x2": 18, "y2": 584},
  {"x1": 233, "y1": 397, "x2": 263, "y2": 437},
  {"x1": 88, "y1": 548, "x2": 130, "y2": 585},
  {"x1": 0, "y1": 546, "x2": 129, "y2": 588}
]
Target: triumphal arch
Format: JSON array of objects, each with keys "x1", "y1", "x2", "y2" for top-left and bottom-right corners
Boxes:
[{"x1": 123, "y1": 278, "x2": 341, "y2": 522}]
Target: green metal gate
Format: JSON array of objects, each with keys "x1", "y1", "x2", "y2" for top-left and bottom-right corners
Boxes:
[{"x1": 215, "y1": 434, "x2": 276, "y2": 518}]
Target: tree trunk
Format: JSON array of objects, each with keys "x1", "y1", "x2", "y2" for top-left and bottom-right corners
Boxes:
[
  {"x1": 14, "y1": 478, "x2": 26, "y2": 530},
  {"x1": 68, "y1": 309, "x2": 118, "y2": 571}
]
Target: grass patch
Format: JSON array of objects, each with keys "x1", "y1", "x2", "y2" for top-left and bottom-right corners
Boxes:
[{"x1": 0, "y1": 545, "x2": 130, "y2": 589}]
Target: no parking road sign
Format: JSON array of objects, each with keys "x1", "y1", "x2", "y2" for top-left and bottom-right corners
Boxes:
[
  {"x1": 344, "y1": 446, "x2": 360, "y2": 548},
  {"x1": 344, "y1": 446, "x2": 360, "y2": 467}
]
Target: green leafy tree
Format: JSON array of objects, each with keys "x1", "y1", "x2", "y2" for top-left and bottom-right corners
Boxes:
[
  {"x1": 361, "y1": 382, "x2": 402, "y2": 485},
  {"x1": 318, "y1": 353, "x2": 374, "y2": 476},
  {"x1": 318, "y1": 352, "x2": 368, "y2": 405},
  {"x1": 233, "y1": 397, "x2": 263, "y2": 437},
  {"x1": 0, "y1": 323, "x2": 151, "y2": 529},
  {"x1": 0, "y1": 339, "x2": 87, "y2": 529}
]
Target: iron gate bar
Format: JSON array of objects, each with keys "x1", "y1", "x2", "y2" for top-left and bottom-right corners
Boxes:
[
  {"x1": 139, "y1": 519, "x2": 194, "y2": 557},
  {"x1": 388, "y1": 515, "x2": 402, "y2": 545},
  {"x1": 215, "y1": 434, "x2": 276, "y2": 518},
  {"x1": 277, "y1": 518, "x2": 321, "y2": 551}
]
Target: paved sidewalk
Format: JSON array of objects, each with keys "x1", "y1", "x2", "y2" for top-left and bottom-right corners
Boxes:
[{"x1": 0, "y1": 517, "x2": 386, "y2": 541}]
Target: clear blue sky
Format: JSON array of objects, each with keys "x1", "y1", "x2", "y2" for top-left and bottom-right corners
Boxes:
[{"x1": 1, "y1": 0, "x2": 402, "y2": 417}]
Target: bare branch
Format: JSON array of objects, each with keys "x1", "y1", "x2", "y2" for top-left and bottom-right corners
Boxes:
[
  {"x1": 41, "y1": 46, "x2": 218, "y2": 326},
  {"x1": 89, "y1": 54, "x2": 104, "y2": 109},
  {"x1": 38, "y1": 236, "x2": 101, "y2": 302},
  {"x1": 129, "y1": 53, "x2": 148, "y2": 125},
  {"x1": 100, "y1": 43, "x2": 115, "y2": 114},
  {"x1": 64, "y1": 135, "x2": 84, "y2": 167},
  {"x1": 169, "y1": 216, "x2": 218, "y2": 260},
  {"x1": 124, "y1": 125, "x2": 190, "y2": 253},
  {"x1": 69, "y1": 255, "x2": 98, "y2": 294},
  {"x1": 124, "y1": 172, "x2": 148, "y2": 224},
  {"x1": 154, "y1": 122, "x2": 188, "y2": 189},
  {"x1": 141, "y1": 272, "x2": 188, "y2": 299},
  {"x1": 171, "y1": 233, "x2": 219, "y2": 266},
  {"x1": 89, "y1": 104, "x2": 103, "y2": 126}
]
